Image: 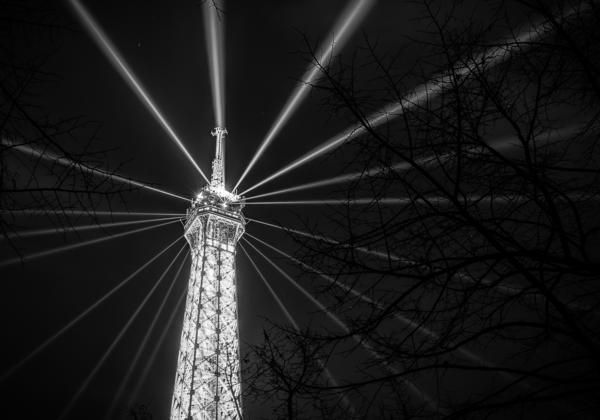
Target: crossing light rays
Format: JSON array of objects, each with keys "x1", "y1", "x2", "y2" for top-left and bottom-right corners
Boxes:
[
  {"x1": 233, "y1": 0, "x2": 375, "y2": 191},
  {"x1": 243, "y1": 238, "x2": 346, "y2": 329},
  {"x1": 2, "y1": 137, "x2": 191, "y2": 202},
  {"x1": 57, "y1": 242, "x2": 187, "y2": 420},
  {"x1": 0, "y1": 219, "x2": 180, "y2": 268},
  {"x1": 245, "y1": 126, "x2": 583, "y2": 200},
  {"x1": 245, "y1": 193, "x2": 597, "y2": 207},
  {"x1": 245, "y1": 233, "x2": 490, "y2": 368},
  {"x1": 244, "y1": 173, "x2": 361, "y2": 201},
  {"x1": 67, "y1": 0, "x2": 209, "y2": 182},
  {"x1": 247, "y1": 217, "x2": 410, "y2": 263},
  {"x1": 128, "y1": 287, "x2": 188, "y2": 409},
  {"x1": 244, "y1": 198, "x2": 417, "y2": 205},
  {"x1": 3, "y1": 216, "x2": 181, "y2": 241},
  {"x1": 242, "y1": 237, "x2": 439, "y2": 412},
  {"x1": 2, "y1": 209, "x2": 185, "y2": 218},
  {"x1": 240, "y1": 242, "x2": 357, "y2": 414},
  {"x1": 0, "y1": 236, "x2": 182, "y2": 383},
  {"x1": 240, "y1": 125, "x2": 360, "y2": 196},
  {"x1": 203, "y1": 0, "x2": 226, "y2": 127},
  {"x1": 246, "y1": 235, "x2": 557, "y2": 408},
  {"x1": 240, "y1": 243, "x2": 299, "y2": 330},
  {"x1": 104, "y1": 248, "x2": 189, "y2": 420},
  {"x1": 247, "y1": 217, "x2": 336, "y2": 245},
  {"x1": 240, "y1": 10, "x2": 578, "y2": 196}
]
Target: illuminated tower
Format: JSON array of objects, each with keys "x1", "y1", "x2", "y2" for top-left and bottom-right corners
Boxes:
[{"x1": 171, "y1": 127, "x2": 245, "y2": 419}]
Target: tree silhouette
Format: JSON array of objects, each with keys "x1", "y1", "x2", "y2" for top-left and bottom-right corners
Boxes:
[
  {"x1": 0, "y1": 1, "x2": 142, "y2": 254},
  {"x1": 245, "y1": 1, "x2": 600, "y2": 418}
]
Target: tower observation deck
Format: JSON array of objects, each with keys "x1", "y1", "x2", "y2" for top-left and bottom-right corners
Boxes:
[{"x1": 171, "y1": 127, "x2": 245, "y2": 420}]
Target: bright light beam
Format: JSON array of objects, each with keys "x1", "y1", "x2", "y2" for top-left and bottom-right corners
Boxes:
[
  {"x1": 244, "y1": 198, "x2": 430, "y2": 205},
  {"x1": 2, "y1": 209, "x2": 184, "y2": 218},
  {"x1": 245, "y1": 193, "x2": 596, "y2": 206},
  {"x1": 103, "y1": 247, "x2": 189, "y2": 420},
  {"x1": 57, "y1": 243, "x2": 187, "y2": 420},
  {"x1": 203, "y1": 0, "x2": 226, "y2": 127},
  {"x1": 242, "y1": 237, "x2": 439, "y2": 412},
  {"x1": 247, "y1": 217, "x2": 413, "y2": 264},
  {"x1": 251, "y1": 218, "x2": 597, "y2": 313},
  {"x1": 246, "y1": 233, "x2": 489, "y2": 368},
  {"x1": 0, "y1": 236, "x2": 181, "y2": 383},
  {"x1": 248, "y1": 220, "x2": 541, "y2": 299},
  {"x1": 233, "y1": 0, "x2": 375, "y2": 191},
  {"x1": 240, "y1": 242, "x2": 356, "y2": 413},
  {"x1": 3, "y1": 216, "x2": 181, "y2": 240},
  {"x1": 246, "y1": 234, "x2": 559, "y2": 405},
  {"x1": 240, "y1": 8, "x2": 582, "y2": 196},
  {"x1": 67, "y1": 0, "x2": 209, "y2": 182},
  {"x1": 242, "y1": 238, "x2": 347, "y2": 329},
  {"x1": 244, "y1": 126, "x2": 581, "y2": 200},
  {"x1": 250, "y1": 218, "x2": 599, "y2": 318},
  {"x1": 240, "y1": 243, "x2": 298, "y2": 329},
  {"x1": 128, "y1": 287, "x2": 187, "y2": 409},
  {"x1": 2, "y1": 137, "x2": 191, "y2": 202},
  {"x1": 0, "y1": 219, "x2": 179, "y2": 268}
]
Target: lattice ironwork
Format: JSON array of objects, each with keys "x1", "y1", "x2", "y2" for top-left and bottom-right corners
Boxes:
[{"x1": 171, "y1": 129, "x2": 245, "y2": 420}]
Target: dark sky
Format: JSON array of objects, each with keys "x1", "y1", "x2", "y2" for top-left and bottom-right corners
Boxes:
[{"x1": 0, "y1": 1, "x2": 534, "y2": 419}]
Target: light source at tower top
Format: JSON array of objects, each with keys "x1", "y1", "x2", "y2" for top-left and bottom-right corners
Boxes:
[
  {"x1": 201, "y1": 126, "x2": 240, "y2": 203},
  {"x1": 210, "y1": 126, "x2": 227, "y2": 188}
]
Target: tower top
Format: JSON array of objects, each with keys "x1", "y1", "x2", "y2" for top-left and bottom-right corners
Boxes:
[
  {"x1": 210, "y1": 126, "x2": 227, "y2": 191},
  {"x1": 196, "y1": 127, "x2": 239, "y2": 203},
  {"x1": 211, "y1": 126, "x2": 228, "y2": 138},
  {"x1": 186, "y1": 126, "x2": 244, "y2": 242}
]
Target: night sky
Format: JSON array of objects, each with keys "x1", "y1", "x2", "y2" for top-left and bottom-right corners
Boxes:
[{"x1": 0, "y1": 1, "x2": 536, "y2": 419}]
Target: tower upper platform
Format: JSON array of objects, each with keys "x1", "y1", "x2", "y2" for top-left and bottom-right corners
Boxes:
[{"x1": 184, "y1": 127, "x2": 245, "y2": 250}]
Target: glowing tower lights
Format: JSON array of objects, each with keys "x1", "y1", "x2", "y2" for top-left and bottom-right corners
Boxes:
[
  {"x1": 171, "y1": 127, "x2": 245, "y2": 420},
  {"x1": 2, "y1": 2, "x2": 587, "y2": 418},
  {"x1": 233, "y1": 0, "x2": 375, "y2": 191}
]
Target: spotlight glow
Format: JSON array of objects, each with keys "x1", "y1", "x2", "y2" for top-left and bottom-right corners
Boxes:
[
  {"x1": 246, "y1": 233, "x2": 489, "y2": 368},
  {"x1": 4, "y1": 216, "x2": 181, "y2": 240},
  {"x1": 243, "y1": 236, "x2": 438, "y2": 412},
  {"x1": 203, "y1": 0, "x2": 226, "y2": 127},
  {"x1": 68, "y1": 0, "x2": 209, "y2": 182},
  {"x1": 247, "y1": 236, "x2": 555, "y2": 404},
  {"x1": 240, "y1": 243, "x2": 299, "y2": 330},
  {"x1": 128, "y1": 287, "x2": 188, "y2": 409},
  {"x1": 2, "y1": 209, "x2": 185, "y2": 218},
  {"x1": 104, "y1": 247, "x2": 188, "y2": 420},
  {"x1": 244, "y1": 198, "x2": 418, "y2": 205},
  {"x1": 0, "y1": 219, "x2": 180, "y2": 268},
  {"x1": 2, "y1": 137, "x2": 190, "y2": 202},
  {"x1": 240, "y1": 11, "x2": 577, "y2": 196},
  {"x1": 243, "y1": 194, "x2": 589, "y2": 206},
  {"x1": 244, "y1": 126, "x2": 581, "y2": 200},
  {"x1": 243, "y1": 238, "x2": 348, "y2": 332},
  {"x1": 247, "y1": 217, "x2": 412, "y2": 264},
  {"x1": 57, "y1": 243, "x2": 186, "y2": 420},
  {"x1": 240, "y1": 242, "x2": 356, "y2": 413},
  {"x1": 233, "y1": 0, "x2": 375, "y2": 191},
  {"x1": 0, "y1": 237, "x2": 181, "y2": 383}
]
